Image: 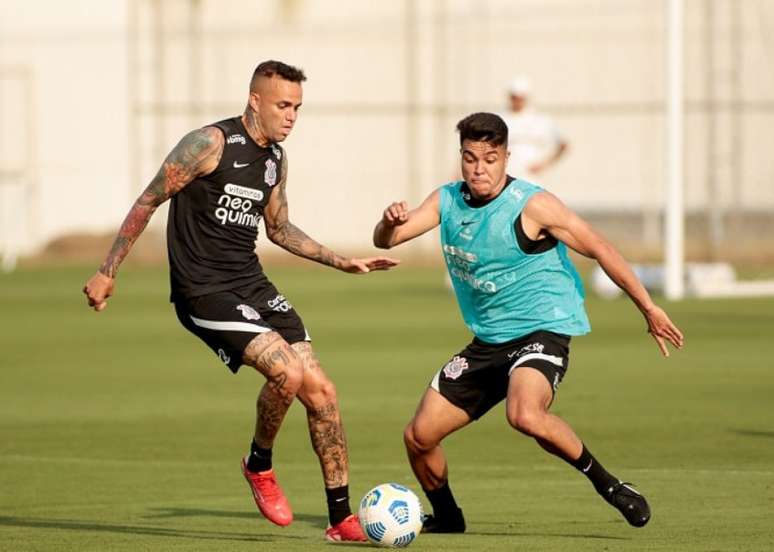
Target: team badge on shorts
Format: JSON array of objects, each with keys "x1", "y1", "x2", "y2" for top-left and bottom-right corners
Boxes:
[
  {"x1": 443, "y1": 355, "x2": 469, "y2": 380},
  {"x1": 236, "y1": 304, "x2": 261, "y2": 321}
]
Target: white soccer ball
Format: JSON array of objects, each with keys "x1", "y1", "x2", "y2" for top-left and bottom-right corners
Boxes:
[{"x1": 358, "y1": 483, "x2": 423, "y2": 548}]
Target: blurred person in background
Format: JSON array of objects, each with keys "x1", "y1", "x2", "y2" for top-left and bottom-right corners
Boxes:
[
  {"x1": 373, "y1": 112, "x2": 683, "y2": 533},
  {"x1": 83, "y1": 60, "x2": 399, "y2": 542},
  {"x1": 501, "y1": 75, "x2": 568, "y2": 180}
]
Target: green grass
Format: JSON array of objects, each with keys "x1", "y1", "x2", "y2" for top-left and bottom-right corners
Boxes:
[{"x1": 1, "y1": 264, "x2": 774, "y2": 551}]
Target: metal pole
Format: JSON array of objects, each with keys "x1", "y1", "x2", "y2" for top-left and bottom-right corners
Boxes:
[
  {"x1": 665, "y1": 0, "x2": 685, "y2": 300},
  {"x1": 128, "y1": 0, "x2": 140, "y2": 198},
  {"x1": 705, "y1": 0, "x2": 724, "y2": 256},
  {"x1": 152, "y1": 0, "x2": 166, "y2": 167},
  {"x1": 405, "y1": 0, "x2": 419, "y2": 207},
  {"x1": 188, "y1": 0, "x2": 203, "y2": 125}
]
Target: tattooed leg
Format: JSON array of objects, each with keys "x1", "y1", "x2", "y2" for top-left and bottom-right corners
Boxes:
[
  {"x1": 243, "y1": 332, "x2": 304, "y2": 448},
  {"x1": 292, "y1": 342, "x2": 349, "y2": 488}
]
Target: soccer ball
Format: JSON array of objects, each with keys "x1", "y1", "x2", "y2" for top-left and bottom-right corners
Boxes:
[{"x1": 358, "y1": 483, "x2": 423, "y2": 548}]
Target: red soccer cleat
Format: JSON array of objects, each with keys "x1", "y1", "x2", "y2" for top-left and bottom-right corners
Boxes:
[
  {"x1": 325, "y1": 514, "x2": 368, "y2": 542},
  {"x1": 241, "y1": 457, "x2": 293, "y2": 526}
]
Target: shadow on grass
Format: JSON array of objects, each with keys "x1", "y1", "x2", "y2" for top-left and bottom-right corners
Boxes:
[
  {"x1": 0, "y1": 515, "x2": 304, "y2": 543},
  {"x1": 466, "y1": 530, "x2": 629, "y2": 540},
  {"x1": 731, "y1": 429, "x2": 774, "y2": 438},
  {"x1": 466, "y1": 520, "x2": 630, "y2": 540},
  {"x1": 143, "y1": 507, "x2": 327, "y2": 529}
]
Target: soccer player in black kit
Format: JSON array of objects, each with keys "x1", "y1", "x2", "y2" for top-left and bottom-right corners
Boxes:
[{"x1": 83, "y1": 60, "x2": 398, "y2": 542}]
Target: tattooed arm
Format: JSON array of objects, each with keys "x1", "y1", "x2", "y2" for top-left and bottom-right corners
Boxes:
[
  {"x1": 82, "y1": 127, "x2": 224, "y2": 311},
  {"x1": 263, "y1": 152, "x2": 399, "y2": 273}
]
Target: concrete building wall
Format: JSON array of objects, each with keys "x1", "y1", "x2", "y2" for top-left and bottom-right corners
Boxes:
[{"x1": 1, "y1": 0, "x2": 772, "y2": 260}]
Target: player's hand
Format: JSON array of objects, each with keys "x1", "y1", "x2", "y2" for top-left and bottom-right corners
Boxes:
[
  {"x1": 381, "y1": 201, "x2": 409, "y2": 227},
  {"x1": 339, "y1": 256, "x2": 400, "y2": 274},
  {"x1": 83, "y1": 271, "x2": 115, "y2": 312},
  {"x1": 644, "y1": 305, "x2": 684, "y2": 357}
]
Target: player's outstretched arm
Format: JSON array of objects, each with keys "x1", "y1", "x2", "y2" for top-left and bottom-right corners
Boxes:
[
  {"x1": 82, "y1": 127, "x2": 224, "y2": 311},
  {"x1": 373, "y1": 190, "x2": 441, "y2": 249},
  {"x1": 263, "y1": 153, "x2": 399, "y2": 274},
  {"x1": 522, "y1": 191, "x2": 684, "y2": 357}
]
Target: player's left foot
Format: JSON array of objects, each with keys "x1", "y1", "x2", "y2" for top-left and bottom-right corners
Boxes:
[
  {"x1": 603, "y1": 481, "x2": 651, "y2": 527},
  {"x1": 324, "y1": 514, "x2": 368, "y2": 542},
  {"x1": 421, "y1": 509, "x2": 466, "y2": 533}
]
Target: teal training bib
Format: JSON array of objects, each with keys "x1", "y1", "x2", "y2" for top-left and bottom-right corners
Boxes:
[{"x1": 439, "y1": 179, "x2": 591, "y2": 343}]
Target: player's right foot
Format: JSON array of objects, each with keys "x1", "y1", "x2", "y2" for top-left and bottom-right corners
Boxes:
[
  {"x1": 325, "y1": 514, "x2": 368, "y2": 542},
  {"x1": 421, "y1": 509, "x2": 466, "y2": 533},
  {"x1": 241, "y1": 457, "x2": 293, "y2": 526},
  {"x1": 603, "y1": 481, "x2": 651, "y2": 527}
]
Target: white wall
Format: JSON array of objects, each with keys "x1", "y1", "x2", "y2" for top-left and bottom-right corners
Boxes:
[{"x1": 1, "y1": 0, "x2": 773, "y2": 257}]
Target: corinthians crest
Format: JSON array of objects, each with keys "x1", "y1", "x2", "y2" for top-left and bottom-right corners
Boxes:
[
  {"x1": 442, "y1": 355, "x2": 469, "y2": 380},
  {"x1": 264, "y1": 158, "x2": 277, "y2": 187},
  {"x1": 236, "y1": 304, "x2": 261, "y2": 321}
]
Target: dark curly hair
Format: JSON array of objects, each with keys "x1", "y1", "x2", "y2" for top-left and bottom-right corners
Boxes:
[{"x1": 456, "y1": 112, "x2": 508, "y2": 147}]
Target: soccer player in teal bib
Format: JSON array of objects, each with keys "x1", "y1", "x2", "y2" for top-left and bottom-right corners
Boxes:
[{"x1": 373, "y1": 112, "x2": 684, "y2": 532}]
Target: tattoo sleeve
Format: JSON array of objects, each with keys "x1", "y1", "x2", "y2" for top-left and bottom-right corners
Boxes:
[
  {"x1": 98, "y1": 127, "x2": 224, "y2": 277},
  {"x1": 263, "y1": 154, "x2": 347, "y2": 269}
]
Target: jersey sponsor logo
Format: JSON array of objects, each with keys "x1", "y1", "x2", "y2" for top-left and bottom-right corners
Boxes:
[
  {"x1": 233, "y1": 161, "x2": 250, "y2": 169},
  {"x1": 264, "y1": 159, "x2": 277, "y2": 187},
  {"x1": 236, "y1": 304, "x2": 261, "y2": 321},
  {"x1": 267, "y1": 294, "x2": 292, "y2": 313},
  {"x1": 443, "y1": 244, "x2": 477, "y2": 262},
  {"x1": 227, "y1": 133, "x2": 246, "y2": 145},
  {"x1": 217, "y1": 348, "x2": 231, "y2": 365},
  {"x1": 443, "y1": 244, "x2": 496, "y2": 292},
  {"x1": 442, "y1": 355, "x2": 469, "y2": 380},
  {"x1": 224, "y1": 183, "x2": 263, "y2": 201},
  {"x1": 270, "y1": 144, "x2": 282, "y2": 159},
  {"x1": 215, "y1": 185, "x2": 263, "y2": 228}
]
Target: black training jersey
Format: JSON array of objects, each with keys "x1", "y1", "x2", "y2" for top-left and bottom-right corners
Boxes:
[{"x1": 167, "y1": 116, "x2": 284, "y2": 301}]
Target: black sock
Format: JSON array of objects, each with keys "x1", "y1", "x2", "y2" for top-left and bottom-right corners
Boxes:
[
  {"x1": 246, "y1": 440, "x2": 272, "y2": 473},
  {"x1": 571, "y1": 444, "x2": 619, "y2": 495},
  {"x1": 424, "y1": 482, "x2": 461, "y2": 518},
  {"x1": 325, "y1": 485, "x2": 352, "y2": 526}
]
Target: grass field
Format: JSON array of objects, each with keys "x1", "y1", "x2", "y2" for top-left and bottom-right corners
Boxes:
[{"x1": 2, "y1": 264, "x2": 773, "y2": 551}]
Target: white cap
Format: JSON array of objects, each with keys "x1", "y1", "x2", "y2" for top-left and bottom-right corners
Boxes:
[{"x1": 508, "y1": 75, "x2": 531, "y2": 96}]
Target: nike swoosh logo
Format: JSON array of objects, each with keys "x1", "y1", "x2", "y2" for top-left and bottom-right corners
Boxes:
[
  {"x1": 582, "y1": 460, "x2": 593, "y2": 473},
  {"x1": 233, "y1": 161, "x2": 250, "y2": 168},
  {"x1": 461, "y1": 220, "x2": 476, "y2": 226}
]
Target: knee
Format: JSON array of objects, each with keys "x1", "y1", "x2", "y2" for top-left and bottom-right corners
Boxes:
[
  {"x1": 302, "y1": 375, "x2": 338, "y2": 410},
  {"x1": 403, "y1": 422, "x2": 437, "y2": 455},
  {"x1": 506, "y1": 405, "x2": 545, "y2": 437}
]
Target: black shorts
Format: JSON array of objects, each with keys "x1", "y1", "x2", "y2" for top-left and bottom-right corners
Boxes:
[
  {"x1": 173, "y1": 278, "x2": 310, "y2": 373},
  {"x1": 430, "y1": 330, "x2": 571, "y2": 420}
]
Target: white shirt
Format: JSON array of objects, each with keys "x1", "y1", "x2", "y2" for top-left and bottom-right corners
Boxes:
[{"x1": 500, "y1": 108, "x2": 564, "y2": 177}]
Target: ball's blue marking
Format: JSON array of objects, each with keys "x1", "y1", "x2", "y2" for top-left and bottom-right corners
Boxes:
[
  {"x1": 364, "y1": 521, "x2": 386, "y2": 542},
  {"x1": 361, "y1": 488, "x2": 382, "y2": 510},
  {"x1": 388, "y1": 499, "x2": 410, "y2": 525},
  {"x1": 392, "y1": 531, "x2": 416, "y2": 547}
]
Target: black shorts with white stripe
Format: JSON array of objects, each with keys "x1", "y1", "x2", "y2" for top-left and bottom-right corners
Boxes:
[
  {"x1": 430, "y1": 330, "x2": 570, "y2": 420},
  {"x1": 173, "y1": 279, "x2": 310, "y2": 373}
]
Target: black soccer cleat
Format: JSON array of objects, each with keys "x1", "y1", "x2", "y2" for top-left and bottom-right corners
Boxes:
[
  {"x1": 421, "y1": 509, "x2": 466, "y2": 534},
  {"x1": 603, "y1": 481, "x2": 651, "y2": 527}
]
